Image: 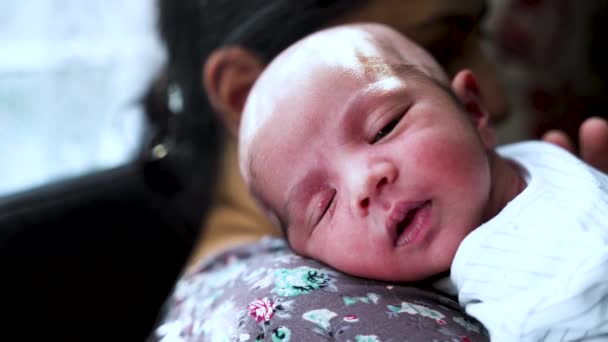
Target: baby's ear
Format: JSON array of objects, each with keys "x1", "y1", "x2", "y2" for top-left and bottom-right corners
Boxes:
[
  {"x1": 451, "y1": 69, "x2": 495, "y2": 149},
  {"x1": 204, "y1": 46, "x2": 264, "y2": 137}
]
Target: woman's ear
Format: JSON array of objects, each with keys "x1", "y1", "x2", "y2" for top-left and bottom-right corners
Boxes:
[
  {"x1": 451, "y1": 69, "x2": 495, "y2": 149},
  {"x1": 204, "y1": 47, "x2": 264, "y2": 137}
]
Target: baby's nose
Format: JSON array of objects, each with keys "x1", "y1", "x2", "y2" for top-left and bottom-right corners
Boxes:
[{"x1": 351, "y1": 161, "x2": 397, "y2": 216}]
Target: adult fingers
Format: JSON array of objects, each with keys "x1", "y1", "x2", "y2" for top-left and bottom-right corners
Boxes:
[
  {"x1": 542, "y1": 129, "x2": 575, "y2": 154},
  {"x1": 579, "y1": 116, "x2": 608, "y2": 173}
]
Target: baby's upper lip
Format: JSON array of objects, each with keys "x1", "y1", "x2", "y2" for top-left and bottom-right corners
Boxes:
[{"x1": 385, "y1": 200, "x2": 428, "y2": 244}]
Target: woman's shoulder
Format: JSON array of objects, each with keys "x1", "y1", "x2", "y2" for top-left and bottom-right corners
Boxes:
[{"x1": 150, "y1": 238, "x2": 489, "y2": 341}]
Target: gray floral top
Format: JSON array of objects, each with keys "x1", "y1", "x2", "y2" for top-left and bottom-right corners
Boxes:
[{"x1": 149, "y1": 237, "x2": 488, "y2": 342}]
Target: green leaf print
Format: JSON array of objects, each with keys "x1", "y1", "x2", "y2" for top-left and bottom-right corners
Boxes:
[
  {"x1": 273, "y1": 267, "x2": 334, "y2": 297},
  {"x1": 343, "y1": 296, "x2": 370, "y2": 306},
  {"x1": 271, "y1": 326, "x2": 291, "y2": 342},
  {"x1": 343, "y1": 293, "x2": 381, "y2": 306},
  {"x1": 386, "y1": 301, "x2": 445, "y2": 321},
  {"x1": 302, "y1": 309, "x2": 337, "y2": 331}
]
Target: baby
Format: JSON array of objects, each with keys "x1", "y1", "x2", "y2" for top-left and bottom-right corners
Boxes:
[{"x1": 239, "y1": 23, "x2": 608, "y2": 341}]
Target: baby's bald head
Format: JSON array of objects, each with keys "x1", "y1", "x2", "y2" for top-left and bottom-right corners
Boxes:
[{"x1": 239, "y1": 23, "x2": 448, "y2": 207}]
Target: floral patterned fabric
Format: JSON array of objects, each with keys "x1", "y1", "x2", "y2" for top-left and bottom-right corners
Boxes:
[{"x1": 149, "y1": 238, "x2": 488, "y2": 342}]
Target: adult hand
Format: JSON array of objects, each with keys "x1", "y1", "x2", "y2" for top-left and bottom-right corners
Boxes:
[{"x1": 542, "y1": 117, "x2": 608, "y2": 173}]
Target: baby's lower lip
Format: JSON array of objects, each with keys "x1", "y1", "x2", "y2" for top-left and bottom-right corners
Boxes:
[{"x1": 395, "y1": 201, "x2": 432, "y2": 247}]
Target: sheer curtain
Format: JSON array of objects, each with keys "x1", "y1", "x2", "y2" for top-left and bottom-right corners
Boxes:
[{"x1": 0, "y1": 0, "x2": 165, "y2": 196}]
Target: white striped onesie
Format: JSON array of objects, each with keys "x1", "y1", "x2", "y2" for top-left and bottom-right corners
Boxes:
[{"x1": 449, "y1": 141, "x2": 608, "y2": 341}]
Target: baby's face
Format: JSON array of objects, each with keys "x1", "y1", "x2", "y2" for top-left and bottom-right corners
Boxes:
[{"x1": 242, "y1": 26, "x2": 494, "y2": 282}]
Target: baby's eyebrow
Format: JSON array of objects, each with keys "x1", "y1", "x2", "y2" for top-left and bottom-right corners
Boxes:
[
  {"x1": 361, "y1": 60, "x2": 422, "y2": 81},
  {"x1": 337, "y1": 63, "x2": 423, "y2": 127}
]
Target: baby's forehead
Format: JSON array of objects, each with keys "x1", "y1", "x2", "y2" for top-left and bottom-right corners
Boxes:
[
  {"x1": 266, "y1": 27, "x2": 401, "y2": 83},
  {"x1": 252, "y1": 32, "x2": 405, "y2": 118},
  {"x1": 251, "y1": 24, "x2": 444, "y2": 111}
]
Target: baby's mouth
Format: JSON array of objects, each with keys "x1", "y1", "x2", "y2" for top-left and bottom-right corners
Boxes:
[
  {"x1": 396, "y1": 208, "x2": 418, "y2": 238},
  {"x1": 391, "y1": 200, "x2": 432, "y2": 247}
]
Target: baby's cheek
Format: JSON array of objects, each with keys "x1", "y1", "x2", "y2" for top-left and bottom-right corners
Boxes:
[
  {"x1": 416, "y1": 134, "x2": 488, "y2": 189},
  {"x1": 316, "y1": 221, "x2": 374, "y2": 275}
]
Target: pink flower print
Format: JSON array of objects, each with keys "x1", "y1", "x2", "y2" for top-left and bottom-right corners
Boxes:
[
  {"x1": 247, "y1": 297, "x2": 275, "y2": 323},
  {"x1": 437, "y1": 319, "x2": 447, "y2": 325},
  {"x1": 343, "y1": 314, "x2": 359, "y2": 323}
]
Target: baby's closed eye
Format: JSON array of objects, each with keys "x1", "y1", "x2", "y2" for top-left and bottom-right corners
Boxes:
[
  {"x1": 314, "y1": 188, "x2": 336, "y2": 228},
  {"x1": 371, "y1": 113, "x2": 405, "y2": 144}
]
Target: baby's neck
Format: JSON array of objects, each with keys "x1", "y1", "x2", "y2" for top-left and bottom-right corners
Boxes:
[{"x1": 481, "y1": 151, "x2": 527, "y2": 223}]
